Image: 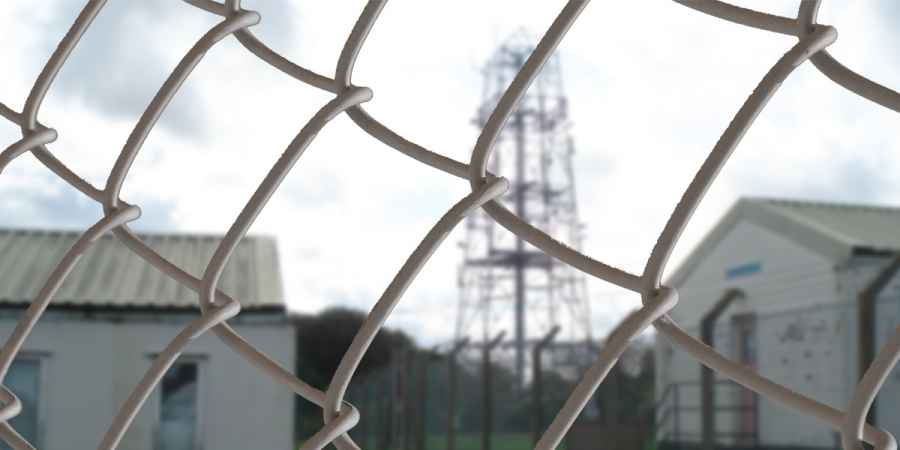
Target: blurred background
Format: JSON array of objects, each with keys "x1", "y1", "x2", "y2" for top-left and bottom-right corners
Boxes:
[{"x1": 1, "y1": 1, "x2": 899, "y2": 450}]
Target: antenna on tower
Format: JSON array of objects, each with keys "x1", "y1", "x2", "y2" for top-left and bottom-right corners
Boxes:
[{"x1": 456, "y1": 30, "x2": 592, "y2": 388}]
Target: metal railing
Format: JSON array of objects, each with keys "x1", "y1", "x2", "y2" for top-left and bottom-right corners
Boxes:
[
  {"x1": 656, "y1": 381, "x2": 758, "y2": 447},
  {"x1": 1, "y1": 1, "x2": 900, "y2": 450}
]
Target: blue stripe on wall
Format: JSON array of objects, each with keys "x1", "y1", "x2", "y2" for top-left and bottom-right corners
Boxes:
[{"x1": 726, "y1": 262, "x2": 761, "y2": 280}]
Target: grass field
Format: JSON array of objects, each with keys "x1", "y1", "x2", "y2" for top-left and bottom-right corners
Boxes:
[
  {"x1": 425, "y1": 432, "x2": 537, "y2": 450},
  {"x1": 301, "y1": 432, "x2": 564, "y2": 450}
]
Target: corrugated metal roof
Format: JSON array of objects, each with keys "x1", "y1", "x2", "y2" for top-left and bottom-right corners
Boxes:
[
  {"x1": 668, "y1": 197, "x2": 900, "y2": 287},
  {"x1": 0, "y1": 229, "x2": 284, "y2": 309},
  {"x1": 756, "y1": 198, "x2": 900, "y2": 251}
]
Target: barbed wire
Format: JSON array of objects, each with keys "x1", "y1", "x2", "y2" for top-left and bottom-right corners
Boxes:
[{"x1": 1, "y1": 1, "x2": 899, "y2": 450}]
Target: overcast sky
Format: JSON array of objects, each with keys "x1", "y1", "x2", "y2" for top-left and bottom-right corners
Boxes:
[{"x1": 1, "y1": 1, "x2": 899, "y2": 345}]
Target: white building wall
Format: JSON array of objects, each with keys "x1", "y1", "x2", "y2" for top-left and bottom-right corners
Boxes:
[
  {"x1": 670, "y1": 221, "x2": 839, "y2": 327},
  {"x1": 869, "y1": 260, "x2": 900, "y2": 440},
  {"x1": 0, "y1": 310, "x2": 296, "y2": 450},
  {"x1": 658, "y1": 220, "x2": 850, "y2": 448},
  {"x1": 752, "y1": 303, "x2": 847, "y2": 448}
]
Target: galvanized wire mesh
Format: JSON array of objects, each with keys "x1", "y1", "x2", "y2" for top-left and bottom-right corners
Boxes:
[{"x1": 1, "y1": 0, "x2": 899, "y2": 449}]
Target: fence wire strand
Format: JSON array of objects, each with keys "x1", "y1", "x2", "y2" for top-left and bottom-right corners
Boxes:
[{"x1": 1, "y1": 0, "x2": 900, "y2": 450}]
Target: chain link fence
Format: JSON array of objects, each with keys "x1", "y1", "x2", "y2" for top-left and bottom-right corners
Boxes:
[
  {"x1": 296, "y1": 337, "x2": 653, "y2": 450},
  {"x1": 2, "y1": 0, "x2": 900, "y2": 449}
]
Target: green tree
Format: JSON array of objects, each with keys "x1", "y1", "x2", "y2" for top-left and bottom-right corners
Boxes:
[{"x1": 294, "y1": 307, "x2": 414, "y2": 441}]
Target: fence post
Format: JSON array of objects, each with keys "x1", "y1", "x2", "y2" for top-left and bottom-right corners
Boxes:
[
  {"x1": 482, "y1": 331, "x2": 506, "y2": 450},
  {"x1": 532, "y1": 326, "x2": 560, "y2": 445},
  {"x1": 358, "y1": 383, "x2": 369, "y2": 448},
  {"x1": 404, "y1": 347, "x2": 415, "y2": 450},
  {"x1": 448, "y1": 338, "x2": 470, "y2": 450},
  {"x1": 700, "y1": 289, "x2": 743, "y2": 450},
  {"x1": 379, "y1": 368, "x2": 393, "y2": 450},
  {"x1": 417, "y1": 348, "x2": 435, "y2": 450},
  {"x1": 673, "y1": 384, "x2": 680, "y2": 444}
]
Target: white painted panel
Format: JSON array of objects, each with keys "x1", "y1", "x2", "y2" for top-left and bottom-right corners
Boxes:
[
  {"x1": 657, "y1": 218, "x2": 853, "y2": 448},
  {"x1": 0, "y1": 313, "x2": 295, "y2": 450},
  {"x1": 673, "y1": 221, "x2": 838, "y2": 329},
  {"x1": 875, "y1": 276, "x2": 900, "y2": 439}
]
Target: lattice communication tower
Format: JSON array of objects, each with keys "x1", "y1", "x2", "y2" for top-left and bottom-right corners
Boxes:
[{"x1": 455, "y1": 32, "x2": 593, "y2": 387}]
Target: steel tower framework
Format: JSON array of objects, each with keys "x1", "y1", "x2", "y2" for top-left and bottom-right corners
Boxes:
[{"x1": 456, "y1": 32, "x2": 593, "y2": 387}]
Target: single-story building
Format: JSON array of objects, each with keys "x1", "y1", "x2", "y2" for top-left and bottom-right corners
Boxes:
[
  {"x1": 656, "y1": 198, "x2": 900, "y2": 449},
  {"x1": 0, "y1": 228, "x2": 295, "y2": 450}
]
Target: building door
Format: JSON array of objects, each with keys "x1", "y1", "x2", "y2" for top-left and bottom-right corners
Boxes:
[{"x1": 732, "y1": 314, "x2": 757, "y2": 446}]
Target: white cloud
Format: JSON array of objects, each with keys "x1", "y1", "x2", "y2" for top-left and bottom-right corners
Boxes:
[{"x1": 2, "y1": 0, "x2": 898, "y2": 345}]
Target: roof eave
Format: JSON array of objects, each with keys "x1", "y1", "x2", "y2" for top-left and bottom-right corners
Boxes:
[{"x1": 666, "y1": 198, "x2": 855, "y2": 288}]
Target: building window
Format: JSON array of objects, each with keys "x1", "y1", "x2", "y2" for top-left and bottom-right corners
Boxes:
[
  {"x1": 0, "y1": 357, "x2": 42, "y2": 450},
  {"x1": 158, "y1": 360, "x2": 200, "y2": 450}
]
